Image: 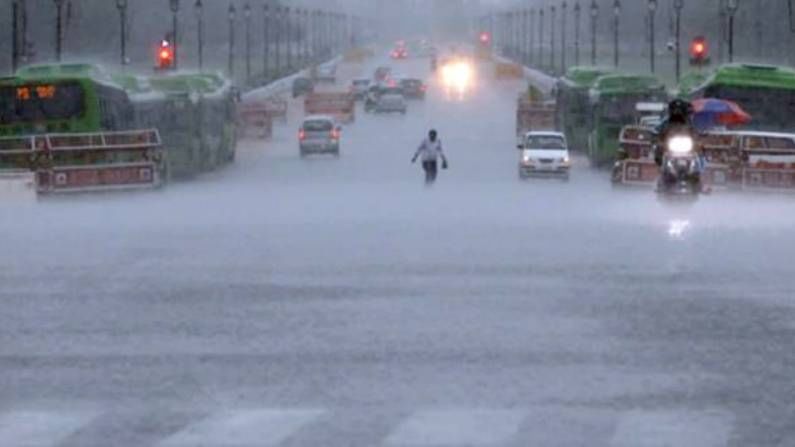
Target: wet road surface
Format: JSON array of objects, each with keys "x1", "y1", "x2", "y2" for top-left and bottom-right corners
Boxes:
[{"x1": 2, "y1": 57, "x2": 795, "y2": 446}]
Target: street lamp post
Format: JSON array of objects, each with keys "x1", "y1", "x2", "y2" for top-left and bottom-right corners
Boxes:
[
  {"x1": 561, "y1": 1, "x2": 568, "y2": 74},
  {"x1": 274, "y1": 6, "x2": 281, "y2": 73},
  {"x1": 550, "y1": 6, "x2": 556, "y2": 72},
  {"x1": 312, "y1": 10, "x2": 319, "y2": 63},
  {"x1": 539, "y1": 9, "x2": 545, "y2": 69},
  {"x1": 116, "y1": 0, "x2": 128, "y2": 67},
  {"x1": 673, "y1": 0, "x2": 683, "y2": 81},
  {"x1": 304, "y1": 9, "x2": 311, "y2": 67},
  {"x1": 228, "y1": 2, "x2": 236, "y2": 77},
  {"x1": 54, "y1": 0, "x2": 65, "y2": 62},
  {"x1": 293, "y1": 8, "x2": 301, "y2": 68},
  {"x1": 590, "y1": 0, "x2": 598, "y2": 65},
  {"x1": 574, "y1": 2, "x2": 581, "y2": 67},
  {"x1": 726, "y1": 0, "x2": 739, "y2": 62},
  {"x1": 195, "y1": 0, "x2": 203, "y2": 71},
  {"x1": 523, "y1": 9, "x2": 529, "y2": 64},
  {"x1": 613, "y1": 0, "x2": 621, "y2": 68},
  {"x1": 12, "y1": 0, "x2": 19, "y2": 73},
  {"x1": 170, "y1": 0, "x2": 180, "y2": 69},
  {"x1": 286, "y1": 7, "x2": 293, "y2": 70},
  {"x1": 263, "y1": 3, "x2": 269, "y2": 77},
  {"x1": 648, "y1": 0, "x2": 657, "y2": 73},
  {"x1": 530, "y1": 9, "x2": 536, "y2": 65},
  {"x1": 244, "y1": 3, "x2": 251, "y2": 83}
]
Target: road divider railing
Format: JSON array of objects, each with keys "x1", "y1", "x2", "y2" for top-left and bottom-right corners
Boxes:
[{"x1": 0, "y1": 129, "x2": 164, "y2": 195}]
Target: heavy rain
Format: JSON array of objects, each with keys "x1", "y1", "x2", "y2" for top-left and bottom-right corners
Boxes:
[{"x1": 2, "y1": 0, "x2": 795, "y2": 446}]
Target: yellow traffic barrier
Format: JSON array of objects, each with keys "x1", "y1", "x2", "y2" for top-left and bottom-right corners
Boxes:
[{"x1": 495, "y1": 63, "x2": 523, "y2": 80}]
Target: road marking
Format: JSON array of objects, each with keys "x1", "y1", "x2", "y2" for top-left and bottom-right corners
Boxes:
[
  {"x1": 385, "y1": 408, "x2": 526, "y2": 445},
  {"x1": 611, "y1": 410, "x2": 733, "y2": 447},
  {"x1": 0, "y1": 410, "x2": 97, "y2": 446},
  {"x1": 159, "y1": 408, "x2": 325, "y2": 446}
]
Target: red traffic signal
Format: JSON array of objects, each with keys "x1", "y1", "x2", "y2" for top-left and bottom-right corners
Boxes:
[
  {"x1": 479, "y1": 32, "x2": 491, "y2": 44},
  {"x1": 689, "y1": 36, "x2": 709, "y2": 65},
  {"x1": 157, "y1": 39, "x2": 174, "y2": 69}
]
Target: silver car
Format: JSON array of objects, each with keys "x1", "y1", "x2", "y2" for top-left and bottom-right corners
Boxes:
[
  {"x1": 299, "y1": 115, "x2": 341, "y2": 157},
  {"x1": 375, "y1": 94, "x2": 407, "y2": 114}
]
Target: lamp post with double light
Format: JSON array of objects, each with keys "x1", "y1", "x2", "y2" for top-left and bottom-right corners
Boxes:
[
  {"x1": 673, "y1": 0, "x2": 683, "y2": 81},
  {"x1": 195, "y1": 0, "x2": 203, "y2": 70},
  {"x1": 561, "y1": 1, "x2": 568, "y2": 74},
  {"x1": 116, "y1": 0, "x2": 128, "y2": 67},
  {"x1": 648, "y1": 0, "x2": 657, "y2": 73},
  {"x1": 574, "y1": 2, "x2": 581, "y2": 66},
  {"x1": 228, "y1": 3, "x2": 236, "y2": 76},
  {"x1": 613, "y1": 0, "x2": 621, "y2": 68},
  {"x1": 170, "y1": 0, "x2": 180, "y2": 69},
  {"x1": 590, "y1": 0, "x2": 598, "y2": 65},
  {"x1": 726, "y1": 0, "x2": 739, "y2": 62},
  {"x1": 54, "y1": 0, "x2": 66, "y2": 62}
]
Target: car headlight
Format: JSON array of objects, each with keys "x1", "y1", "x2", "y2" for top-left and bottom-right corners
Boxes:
[
  {"x1": 560, "y1": 156, "x2": 570, "y2": 165},
  {"x1": 667, "y1": 135, "x2": 694, "y2": 155},
  {"x1": 523, "y1": 155, "x2": 533, "y2": 164}
]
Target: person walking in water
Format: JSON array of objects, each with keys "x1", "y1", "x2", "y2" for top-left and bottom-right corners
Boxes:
[{"x1": 411, "y1": 129, "x2": 448, "y2": 185}]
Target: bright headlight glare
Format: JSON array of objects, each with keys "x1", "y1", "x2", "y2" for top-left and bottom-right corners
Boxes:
[{"x1": 668, "y1": 136, "x2": 694, "y2": 154}]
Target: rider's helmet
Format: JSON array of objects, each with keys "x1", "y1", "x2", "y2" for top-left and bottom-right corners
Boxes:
[
  {"x1": 429, "y1": 129, "x2": 438, "y2": 141},
  {"x1": 668, "y1": 99, "x2": 693, "y2": 123}
]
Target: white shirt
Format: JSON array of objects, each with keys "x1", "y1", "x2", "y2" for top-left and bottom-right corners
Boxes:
[{"x1": 414, "y1": 137, "x2": 446, "y2": 162}]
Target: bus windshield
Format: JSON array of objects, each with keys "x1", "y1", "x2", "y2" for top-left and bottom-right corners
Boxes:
[{"x1": 0, "y1": 82, "x2": 85, "y2": 124}]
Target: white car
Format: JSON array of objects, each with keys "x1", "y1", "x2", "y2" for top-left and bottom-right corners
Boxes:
[
  {"x1": 299, "y1": 115, "x2": 341, "y2": 157},
  {"x1": 374, "y1": 94, "x2": 407, "y2": 114},
  {"x1": 517, "y1": 131, "x2": 571, "y2": 180}
]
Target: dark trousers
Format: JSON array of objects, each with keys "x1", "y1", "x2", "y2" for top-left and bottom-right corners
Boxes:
[{"x1": 422, "y1": 160, "x2": 438, "y2": 184}]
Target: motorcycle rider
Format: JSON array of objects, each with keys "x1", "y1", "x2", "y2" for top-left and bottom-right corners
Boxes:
[
  {"x1": 411, "y1": 129, "x2": 448, "y2": 185},
  {"x1": 654, "y1": 99, "x2": 695, "y2": 166},
  {"x1": 654, "y1": 99, "x2": 705, "y2": 193}
]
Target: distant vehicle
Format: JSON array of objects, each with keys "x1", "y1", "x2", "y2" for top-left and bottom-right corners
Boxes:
[
  {"x1": 314, "y1": 64, "x2": 337, "y2": 83},
  {"x1": 517, "y1": 131, "x2": 571, "y2": 180},
  {"x1": 391, "y1": 47, "x2": 408, "y2": 59},
  {"x1": 299, "y1": 115, "x2": 341, "y2": 157},
  {"x1": 349, "y1": 78, "x2": 371, "y2": 100},
  {"x1": 399, "y1": 78, "x2": 427, "y2": 99},
  {"x1": 374, "y1": 66, "x2": 392, "y2": 82},
  {"x1": 374, "y1": 94, "x2": 407, "y2": 114},
  {"x1": 292, "y1": 77, "x2": 315, "y2": 98}
]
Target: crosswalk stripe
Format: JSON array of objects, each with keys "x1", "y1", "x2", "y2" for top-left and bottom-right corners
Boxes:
[
  {"x1": 384, "y1": 408, "x2": 526, "y2": 446},
  {"x1": 158, "y1": 408, "x2": 325, "y2": 446},
  {"x1": 610, "y1": 410, "x2": 733, "y2": 447},
  {"x1": 0, "y1": 410, "x2": 97, "y2": 446}
]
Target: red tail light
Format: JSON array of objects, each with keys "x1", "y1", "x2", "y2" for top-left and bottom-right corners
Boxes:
[
  {"x1": 420, "y1": 85, "x2": 427, "y2": 91},
  {"x1": 298, "y1": 129, "x2": 306, "y2": 140},
  {"x1": 330, "y1": 128, "x2": 340, "y2": 140}
]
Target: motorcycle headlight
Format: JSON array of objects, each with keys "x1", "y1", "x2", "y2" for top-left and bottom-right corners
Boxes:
[{"x1": 667, "y1": 136, "x2": 694, "y2": 155}]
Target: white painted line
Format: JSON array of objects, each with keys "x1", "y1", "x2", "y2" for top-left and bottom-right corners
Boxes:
[
  {"x1": 611, "y1": 410, "x2": 733, "y2": 447},
  {"x1": 385, "y1": 409, "x2": 526, "y2": 446},
  {"x1": 0, "y1": 410, "x2": 97, "y2": 446},
  {"x1": 159, "y1": 409, "x2": 325, "y2": 447}
]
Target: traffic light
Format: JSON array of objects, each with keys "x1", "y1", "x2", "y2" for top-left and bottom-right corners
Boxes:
[
  {"x1": 689, "y1": 36, "x2": 710, "y2": 66},
  {"x1": 157, "y1": 39, "x2": 174, "y2": 70},
  {"x1": 479, "y1": 32, "x2": 491, "y2": 45}
]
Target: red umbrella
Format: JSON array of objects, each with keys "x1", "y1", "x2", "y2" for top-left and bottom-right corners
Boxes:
[{"x1": 692, "y1": 98, "x2": 752, "y2": 129}]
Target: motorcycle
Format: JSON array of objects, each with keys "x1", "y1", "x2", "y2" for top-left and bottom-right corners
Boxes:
[{"x1": 655, "y1": 130, "x2": 702, "y2": 199}]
